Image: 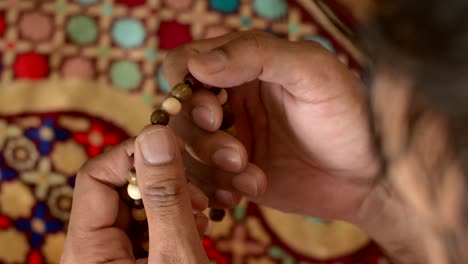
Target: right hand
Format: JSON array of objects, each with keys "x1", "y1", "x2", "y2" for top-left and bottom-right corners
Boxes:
[
  {"x1": 62, "y1": 126, "x2": 211, "y2": 263},
  {"x1": 163, "y1": 31, "x2": 380, "y2": 222}
]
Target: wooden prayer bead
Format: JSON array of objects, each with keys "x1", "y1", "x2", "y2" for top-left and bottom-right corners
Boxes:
[
  {"x1": 209, "y1": 209, "x2": 226, "y2": 222},
  {"x1": 141, "y1": 240, "x2": 149, "y2": 252},
  {"x1": 161, "y1": 97, "x2": 182, "y2": 116},
  {"x1": 150, "y1": 109, "x2": 170, "y2": 126},
  {"x1": 217, "y1": 89, "x2": 228, "y2": 105},
  {"x1": 131, "y1": 218, "x2": 148, "y2": 233},
  {"x1": 132, "y1": 230, "x2": 149, "y2": 258},
  {"x1": 131, "y1": 198, "x2": 144, "y2": 209},
  {"x1": 127, "y1": 183, "x2": 142, "y2": 200},
  {"x1": 133, "y1": 249, "x2": 147, "y2": 259},
  {"x1": 184, "y1": 74, "x2": 204, "y2": 90},
  {"x1": 122, "y1": 74, "x2": 236, "y2": 250},
  {"x1": 132, "y1": 208, "x2": 147, "y2": 221},
  {"x1": 170, "y1": 83, "x2": 192, "y2": 102},
  {"x1": 128, "y1": 169, "x2": 137, "y2": 186},
  {"x1": 120, "y1": 187, "x2": 144, "y2": 209}
]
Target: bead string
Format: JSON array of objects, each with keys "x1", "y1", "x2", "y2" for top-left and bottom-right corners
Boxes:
[{"x1": 120, "y1": 74, "x2": 235, "y2": 257}]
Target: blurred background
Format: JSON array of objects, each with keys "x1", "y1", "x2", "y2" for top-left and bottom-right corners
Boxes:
[{"x1": 0, "y1": 0, "x2": 386, "y2": 263}]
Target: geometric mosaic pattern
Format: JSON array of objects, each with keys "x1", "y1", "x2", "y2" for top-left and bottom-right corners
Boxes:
[
  {"x1": 0, "y1": 0, "x2": 363, "y2": 105},
  {"x1": 0, "y1": 1, "x2": 385, "y2": 263}
]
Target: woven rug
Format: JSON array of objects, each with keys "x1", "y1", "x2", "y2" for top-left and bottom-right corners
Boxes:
[{"x1": 0, "y1": 1, "x2": 386, "y2": 263}]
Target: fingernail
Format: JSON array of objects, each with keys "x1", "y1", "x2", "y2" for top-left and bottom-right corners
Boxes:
[
  {"x1": 232, "y1": 173, "x2": 258, "y2": 196},
  {"x1": 212, "y1": 147, "x2": 242, "y2": 172},
  {"x1": 192, "y1": 106, "x2": 215, "y2": 130},
  {"x1": 193, "y1": 49, "x2": 227, "y2": 73},
  {"x1": 215, "y1": 189, "x2": 234, "y2": 206},
  {"x1": 138, "y1": 129, "x2": 175, "y2": 165}
]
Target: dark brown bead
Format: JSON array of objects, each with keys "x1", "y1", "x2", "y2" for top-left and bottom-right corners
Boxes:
[
  {"x1": 209, "y1": 209, "x2": 226, "y2": 222},
  {"x1": 132, "y1": 208, "x2": 147, "y2": 221},
  {"x1": 127, "y1": 196, "x2": 144, "y2": 209},
  {"x1": 132, "y1": 230, "x2": 149, "y2": 258},
  {"x1": 131, "y1": 198, "x2": 144, "y2": 209},
  {"x1": 220, "y1": 113, "x2": 235, "y2": 130},
  {"x1": 120, "y1": 187, "x2": 145, "y2": 209},
  {"x1": 131, "y1": 219, "x2": 148, "y2": 233},
  {"x1": 184, "y1": 74, "x2": 203, "y2": 91},
  {"x1": 208, "y1": 87, "x2": 222, "y2": 95},
  {"x1": 133, "y1": 248, "x2": 147, "y2": 259},
  {"x1": 141, "y1": 239, "x2": 149, "y2": 252},
  {"x1": 119, "y1": 186, "x2": 132, "y2": 204},
  {"x1": 170, "y1": 83, "x2": 192, "y2": 102},
  {"x1": 150, "y1": 109, "x2": 170, "y2": 126}
]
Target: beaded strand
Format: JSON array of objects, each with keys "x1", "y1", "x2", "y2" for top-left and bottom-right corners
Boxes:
[{"x1": 121, "y1": 74, "x2": 235, "y2": 257}]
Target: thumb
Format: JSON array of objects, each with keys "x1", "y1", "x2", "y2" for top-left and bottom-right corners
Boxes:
[
  {"x1": 187, "y1": 31, "x2": 350, "y2": 102},
  {"x1": 134, "y1": 125, "x2": 209, "y2": 264}
]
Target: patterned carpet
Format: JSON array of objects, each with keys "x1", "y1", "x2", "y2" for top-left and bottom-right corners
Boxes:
[{"x1": 0, "y1": 0, "x2": 386, "y2": 263}]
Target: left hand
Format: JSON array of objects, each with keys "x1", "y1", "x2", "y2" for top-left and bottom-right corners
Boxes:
[
  {"x1": 163, "y1": 31, "x2": 378, "y2": 220},
  {"x1": 61, "y1": 126, "x2": 211, "y2": 263}
]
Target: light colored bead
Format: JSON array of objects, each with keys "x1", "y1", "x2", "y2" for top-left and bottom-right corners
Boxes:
[
  {"x1": 161, "y1": 97, "x2": 182, "y2": 116},
  {"x1": 131, "y1": 208, "x2": 147, "y2": 221},
  {"x1": 128, "y1": 170, "x2": 137, "y2": 185},
  {"x1": 217, "y1": 89, "x2": 228, "y2": 105},
  {"x1": 127, "y1": 183, "x2": 142, "y2": 200}
]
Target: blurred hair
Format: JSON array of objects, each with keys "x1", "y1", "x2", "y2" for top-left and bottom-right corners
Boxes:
[
  {"x1": 361, "y1": 0, "x2": 468, "y2": 262},
  {"x1": 363, "y1": 0, "x2": 468, "y2": 116}
]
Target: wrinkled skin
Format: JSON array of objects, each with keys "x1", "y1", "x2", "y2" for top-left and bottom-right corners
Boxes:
[{"x1": 164, "y1": 31, "x2": 379, "y2": 221}]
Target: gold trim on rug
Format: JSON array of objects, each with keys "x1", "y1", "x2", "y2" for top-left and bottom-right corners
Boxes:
[
  {"x1": 0, "y1": 81, "x2": 159, "y2": 135},
  {"x1": 260, "y1": 206, "x2": 369, "y2": 259}
]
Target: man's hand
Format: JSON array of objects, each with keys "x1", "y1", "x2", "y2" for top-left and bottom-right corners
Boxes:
[
  {"x1": 62, "y1": 126, "x2": 210, "y2": 263},
  {"x1": 164, "y1": 31, "x2": 379, "y2": 221}
]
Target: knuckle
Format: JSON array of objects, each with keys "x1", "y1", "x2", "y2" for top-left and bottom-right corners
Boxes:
[
  {"x1": 76, "y1": 157, "x2": 113, "y2": 182},
  {"x1": 76, "y1": 159, "x2": 98, "y2": 181},
  {"x1": 140, "y1": 176, "x2": 185, "y2": 209}
]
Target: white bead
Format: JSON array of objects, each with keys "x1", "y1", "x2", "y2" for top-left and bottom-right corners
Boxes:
[
  {"x1": 161, "y1": 97, "x2": 182, "y2": 116},
  {"x1": 127, "y1": 183, "x2": 142, "y2": 200},
  {"x1": 217, "y1": 89, "x2": 228, "y2": 105}
]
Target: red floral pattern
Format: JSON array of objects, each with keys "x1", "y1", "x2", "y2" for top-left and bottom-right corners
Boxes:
[{"x1": 73, "y1": 121, "x2": 122, "y2": 158}]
